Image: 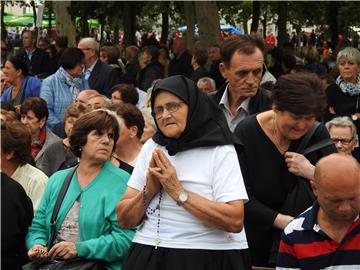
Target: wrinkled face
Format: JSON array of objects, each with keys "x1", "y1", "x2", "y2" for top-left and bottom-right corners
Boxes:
[
  {"x1": 140, "y1": 116, "x2": 156, "y2": 144},
  {"x1": 22, "y1": 32, "x2": 34, "y2": 49},
  {"x1": 209, "y1": 46, "x2": 221, "y2": 62},
  {"x1": 197, "y1": 80, "x2": 215, "y2": 95},
  {"x1": 99, "y1": 51, "x2": 108, "y2": 64},
  {"x1": 20, "y1": 110, "x2": 46, "y2": 137},
  {"x1": 81, "y1": 129, "x2": 114, "y2": 161},
  {"x1": 329, "y1": 125, "x2": 356, "y2": 155},
  {"x1": 0, "y1": 71, "x2": 9, "y2": 93},
  {"x1": 78, "y1": 41, "x2": 96, "y2": 67},
  {"x1": 220, "y1": 49, "x2": 264, "y2": 99},
  {"x1": 314, "y1": 175, "x2": 360, "y2": 223},
  {"x1": 275, "y1": 110, "x2": 316, "y2": 140},
  {"x1": 338, "y1": 57, "x2": 360, "y2": 83},
  {"x1": 3, "y1": 60, "x2": 20, "y2": 84},
  {"x1": 87, "y1": 96, "x2": 107, "y2": 110},
  {"x1": 64, "y1": 116, "x2": 78, "y2": 138},
  {"x1": 153, "y1": 91, "x2": 188, "y2": 139}
]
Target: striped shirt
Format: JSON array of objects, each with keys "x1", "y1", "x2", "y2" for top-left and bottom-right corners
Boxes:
[{"x1": 277, "y1": 202, "x2": 360, "y2": 270}]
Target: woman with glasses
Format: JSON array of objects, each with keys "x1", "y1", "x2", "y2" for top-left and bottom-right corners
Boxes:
[
  {"x1": 40, "y1": 47, "x2": 89, "y2": 130},
  {"x1": 117, "y1": 75, "x2": 251, "y2": 270},
  {"x1": 326, "y1": 116, "x2": 358, "y2": 157}
]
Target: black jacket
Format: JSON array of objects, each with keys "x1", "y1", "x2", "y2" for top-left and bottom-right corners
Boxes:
[
  {"x1": 17, "y1": 48, "x2": 51, "y2": 79},
  {"x1": 137, "y1": 61, "x2": 164, "y2": 91}
]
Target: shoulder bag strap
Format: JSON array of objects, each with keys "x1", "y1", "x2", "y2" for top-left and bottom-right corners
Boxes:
[
  {"x1": 296, "y1": 121, "x2": 321, "y2": 154},
  {"x1": 302, "y1": 139, "x2": 334, "y2": 156},
  {"x1": 48, "y1": 165, "x2": 78, "y2": 249}
]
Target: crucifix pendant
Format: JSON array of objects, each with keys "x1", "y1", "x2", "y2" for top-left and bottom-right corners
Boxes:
[{"x1": 155, "y1": 238, "x2": 161, "y2": 249}]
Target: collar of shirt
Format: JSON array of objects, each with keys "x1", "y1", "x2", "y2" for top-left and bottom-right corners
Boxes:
[
  {"x1": 302, "y1": 200, "x2": 360, "y2": 232},
  {"x1": 25, "y1": 48, "x2": 36, "y2": 60},
  {"x1": 84, "y1": 59, "x2": 97, "y2": 80},
  {"x1": 219, "y1": 85, "x2": 250, "y2": 116}
]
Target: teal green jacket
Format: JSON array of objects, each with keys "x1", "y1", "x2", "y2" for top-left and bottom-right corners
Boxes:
[{"x1": 26, "y1": 161, "x2": 135, "y2": 270}]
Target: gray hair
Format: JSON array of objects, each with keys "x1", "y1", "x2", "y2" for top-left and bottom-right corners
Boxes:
[
  {"x1": 325, "y1": 116, "x2": 357, "y2": 139},
  {"x1": 197, "y1": 77, "x2": 216, "y2": 91},
  {"x1": 336, "y1": 47, "x2": 360, "y2": 65},
  {"x1": 88, "y1": 93, "x2": 112, "y2": 107},
  {"x1": 141, "y1": 107, "x2": 157, "y2": 131},
  {"x1": 79, "y1": 37, "x2": 99, "y2": 53}
]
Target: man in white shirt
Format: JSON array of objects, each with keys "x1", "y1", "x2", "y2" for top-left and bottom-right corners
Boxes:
[{"x1": 212, "y1": 34, "x2": 271, "y2": 131}]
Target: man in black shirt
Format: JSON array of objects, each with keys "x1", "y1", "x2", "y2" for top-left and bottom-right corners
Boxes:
[{"x1": 168, "y1": 37, "x2": 193, "y2": 78}]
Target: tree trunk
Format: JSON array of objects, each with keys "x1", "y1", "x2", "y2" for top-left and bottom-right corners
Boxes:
[
  {"x1": 183, "y1": 2, "x2": 196, "y2": 50},
  {"x1": 1, "y1": 1, "x2": 5, "y2": 40},
  {"x1": 122, "y1": 2, "x2": 136, "y2": 48},
  {"x1": 262, "y1": 10, "x2": 267, "y2": 38},
  {"x1": 328, "y1": 1, "x2": 339, "y2": 49},
  {"x1": 48, "y1": 4, "x2": 52, "y2": 32},
  {"x1": 81, "y1": 16, "x2": 89, "y2": 38},
  {"x1": 31, "y1": 0, "x2": 37, "y2": 29},
  {"x1": 160, "y1": 11, "x2": 169, "y2": 45},
  {"x1": 195, "y1": 1, "x2": 220, "y2": 48},
  {"x1": 53, "y1": 1, "x2": 76, "y2": 47},
  {"x1": 251, "y1": 1, "x2": 261, "y2": 33},
  {"x1": 277, "y1": 1, "x2": 288, "y2": 46}
]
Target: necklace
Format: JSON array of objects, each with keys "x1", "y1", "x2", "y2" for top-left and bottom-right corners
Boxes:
[{"x1": 272, "y1": 113, "x2": 289, "y2": 154}]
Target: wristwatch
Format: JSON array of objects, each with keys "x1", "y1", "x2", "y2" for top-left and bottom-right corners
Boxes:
[
  {"x1": 177, "y1": 190, "x2": 188, "y2": 206},
  {"x1": 351, "y1": 114, "x2": 358, "y2": 121}
]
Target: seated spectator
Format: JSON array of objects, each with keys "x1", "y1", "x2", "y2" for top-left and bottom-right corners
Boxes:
[
  {"x1": 111, "y1": 83, "x2": 139, "y2": 106},
  {"x1": 277, "y1": 154, "x2": 360, "y2": 270},
  {"x1": 303, "y1": 46, "x2": 327, "y2": 76},
  {"x1": 1, "y1": 172, "x2": 33, "y2": 270},
  {"x1": 0, "y1": 69, "x2": 10, "y2": 94},
  {"x1": 86, "y1": 93, "x2": 111, "y2": 109},
  {"x1": 38, "y1": 37, "x2": 51, "y2": 51},
  {"x1": 0, "y1": 108, "x2": 19, "y2": 122},
  {"x1": 197, "y1": 77, "x2": 217, "y2": 96},
  {"x1": 111, "y1": 103, "x2": 145, "y2": 174},
  {"x1": 209, "y1": 44, "x2": 226, "y2": 89},
  {"x1": 25, "y1": 109, "x2": 134, "y2": 269},
  {"x1": 75, "y1": 89, "x2": 99, "y2": 105},
  {"x1": 40, "y1": 47, "x2": 89, "y2": 129},
  {"x1": 326, "y1": 116, "x2": 358, "y2": 158},
  {"x1": 140, "y1": 107, "x2": 157, "y2": 144},
  {"x1": 1, "y1": 56, "x2": 42, "y2": 107},
  {"x1": 191, "y1": 43, "x2": 209, "y2": 83},
  {"x1": 1, "y1": 120, "x2": 48, "y2": 211},
  {"x1": 137, "y1": 45, "x2": 164, "y2": 92},
  {"x1": 38, "y1": 103, "x2": 90, "y2": 176},
  {"x1": 158, "y1": 44, "x2": 170, "y2": 78},
  {"x1": 20, "y1": 97, "x2": 61, "y2": 169}
]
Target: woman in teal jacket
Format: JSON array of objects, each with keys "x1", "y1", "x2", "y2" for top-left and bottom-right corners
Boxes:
[{"x1": 26, "y1": 109, "x2": 135, "y2": 270}]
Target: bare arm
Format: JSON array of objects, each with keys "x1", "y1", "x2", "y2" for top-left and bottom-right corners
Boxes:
[
  {"x1": 150, "y1": 149, "x2": 245, "y2": 233},
  {"x1": 285, "y1": 152, "x2": 315, "y2": 180}
]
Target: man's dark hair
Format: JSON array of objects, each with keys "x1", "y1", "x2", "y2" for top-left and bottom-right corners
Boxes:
[{"x1": 220, "y1": 33, "x2": 265, "y2": 68}]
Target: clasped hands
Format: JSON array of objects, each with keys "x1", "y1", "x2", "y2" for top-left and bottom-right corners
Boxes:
[
  {"x1": 145, "y1": 148, "x2": 183, "y2": 202},
  {"x1": 28, "y1": 242, "x2": 77, "y2": 263}
]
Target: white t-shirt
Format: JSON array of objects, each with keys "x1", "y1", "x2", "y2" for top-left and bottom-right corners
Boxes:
[{"x1": 128, "y1": 139, "x2": 249, "y2": 250}]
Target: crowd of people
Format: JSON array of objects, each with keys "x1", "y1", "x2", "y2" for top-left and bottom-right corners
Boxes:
[{"x1": 1, "y1": 28, "x2": 359, "y2": 270}]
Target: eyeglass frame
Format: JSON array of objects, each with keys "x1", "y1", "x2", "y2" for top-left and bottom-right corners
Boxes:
[
  {"x1": 152, "y1": 101, "x2": 185, "y2": 119},
  {"x1": 330, "y1": 137, "x2": 354, "y2": 145}
]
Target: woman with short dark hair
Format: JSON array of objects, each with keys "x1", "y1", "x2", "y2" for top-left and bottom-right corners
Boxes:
[
  {"x1": 233, "y1": 72, "x2": 337, "y2": 267},
  {"x1": 111, "y1": 83, "x2": 139, "y2": 106},
  {"x1": 40, "y1": 47, "x2": 89, "y2": 129},
  {"x1": 1, "y1": 56, "x2": 42, "y2": 106},
  {"x1": 26, "y1": 109, "x2": 134, "y2": 269}
]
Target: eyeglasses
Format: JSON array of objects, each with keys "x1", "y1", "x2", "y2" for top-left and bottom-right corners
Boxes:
[
  {"x1": 152, "y1": 101, "x2": 184, "y2": 119},
  {"x1": 331, "y1": 138, "x2": 353, "y2": 145}
]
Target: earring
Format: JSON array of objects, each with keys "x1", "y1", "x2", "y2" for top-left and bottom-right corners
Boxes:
[{"x1": 79, "y1": 146, "x2": 82, "y2": 152}]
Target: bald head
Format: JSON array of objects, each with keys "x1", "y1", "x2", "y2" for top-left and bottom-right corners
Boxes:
[
  {"x1": 76, "y1": 89, "x2": 99, "y2": 105},
  {"x1": 314, "y1": 153, "x2": 359, "y2": 186}
]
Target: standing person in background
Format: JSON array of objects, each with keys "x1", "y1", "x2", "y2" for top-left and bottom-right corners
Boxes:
[
  {"x1": 213, "y1": 34, "x2": 271, "y2": 132},
  {"x1": 40, "y1": 48, "x2": 89, "y2": 129},
  {"x1": 16, "y1": 30, "x2": 51, "y2": 79},
  {"x1": 137, "y1": 46, "x2": 163, "y2": 92},
  {"x1": 168, "y1": 37, "x2": 193, "y2": 78},
  {"x1": 125, "y1": 46, "x2": 141, "y2": 84},
  {"x1": 208, "y1": 44, "x2": 226, "y2": 89},
  {"x1": 190, "y1": 44, "x2": 209, "y2": 83},
  {"x1": 78, "y1": 37, "x2": 122, "y2": 97},
  {"x1": 326, "y1": 47, "x2": 360, "y2": 160}
]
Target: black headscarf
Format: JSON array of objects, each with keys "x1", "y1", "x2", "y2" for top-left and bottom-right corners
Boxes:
[{"x1": 151, "y1": 75, "x2": 235, "y2": 155}]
